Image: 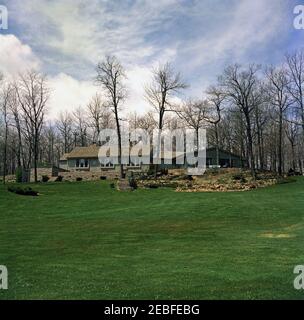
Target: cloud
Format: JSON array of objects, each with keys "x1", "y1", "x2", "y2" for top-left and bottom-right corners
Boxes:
[
  {"x1": 181, "y1": 0, "x2": 288, "y2": 69},
  {"x1": 0, "y1": 34, "x2": 40, "y2": 76},
  {"x1": 47, "y1": 73, "x2": 97, "y2": 119},
  {"x1": 1, "y1": 0, "x2": 297, "y2": 118}
]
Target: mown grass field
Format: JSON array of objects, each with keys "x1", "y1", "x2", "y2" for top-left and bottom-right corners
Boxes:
[{"x1": 0, "y1": 178, "x2": 304, "y2": 300}]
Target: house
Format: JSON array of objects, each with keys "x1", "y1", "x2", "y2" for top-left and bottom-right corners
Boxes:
[
  {"x1": 59, "y1": 144, "x2": 243, "y2": 174},
  {"x1": 59, "y1": 144, "x2": 151, "y2": 174},
  {"x1": 205, "y1": 147, "x2": 244, "y2": 168}
]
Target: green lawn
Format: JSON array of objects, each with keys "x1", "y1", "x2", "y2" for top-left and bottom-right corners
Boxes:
[{"x1": 1, "y1": 178, "x2": 304, "y2": 300}]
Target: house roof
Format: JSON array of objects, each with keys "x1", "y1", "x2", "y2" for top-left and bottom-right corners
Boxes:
[
  {"x1": 63, "y1": 144, "x2": 151, "y2": 159},
  {"x1": 65, "y1": 145, "x2": 101, "y2": 159},
  {"x1": 59, "y1": 153, "x2": 69, "y2": 161},
  {"x1": 61, "y1": 145, "x2": 243, "y2": 161}
]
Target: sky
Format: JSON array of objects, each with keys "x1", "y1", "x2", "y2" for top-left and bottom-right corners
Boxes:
[{"x1": 0, "y1": 0, "x2": 302, "y2": 119}]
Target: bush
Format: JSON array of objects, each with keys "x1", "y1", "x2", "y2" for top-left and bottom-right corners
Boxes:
[
  {"x1": 109, "y1": 182, "x2": 115, "y2": 189},
  {"x1": 15, "y1": 167, "x2": 23, "y2": 183},
  {"x1": 160, "y1": 168, "x2": 168, "y2": 176},
  {"x1": 76, "y1": 177, "x2": 83, "y2": 182},
  {"x1": 128, "y1": 174, "x2": 138, "y2": 190},
  {"x1": 148, "y1": 184, "x2": 159, "y2": 189},
  {"x1": 147, "y1": 167, "x2": 156, "y2": 176},
  {"x1": 232, "y1": 173, "x2": 246, "y2": 183},
  {"x1": 55, "y1": 175, "x2": 63, "y2": 182},
  {"x1": 100, "y1": 176, "x2": 107, "y2": 180},
  {"x1": 42, "y1": 175, "x2": 50, "y2": 183},
  {"x1": 8, "y1": 186, "x2": 38, "y2": 196}
]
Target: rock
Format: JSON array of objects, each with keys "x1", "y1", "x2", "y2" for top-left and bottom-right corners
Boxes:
[{"x1": 117, "y1": 179, "x2": 133, "y2": 191}]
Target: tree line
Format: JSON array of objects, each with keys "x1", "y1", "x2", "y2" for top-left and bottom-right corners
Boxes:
[{"x1": 1, "y1": 50, "x2": 304, "y2": 182}]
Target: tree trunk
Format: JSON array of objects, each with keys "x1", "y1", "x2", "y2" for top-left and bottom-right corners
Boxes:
[
  {"x1": 3, "y1": 123, "x2": 8, "y2": 184},
  {"x1": 214, "y1": 123, "x2": 220, "y2": 166},
  {"x1": 278, "y1": 111, "x2": 283, "y2": 176},
  {"x1": 114, "y1": 107, "x2": 123, "y2": 179},
  {"x1": 244, "y1": 111, "x2": 256, "y2": 179}
]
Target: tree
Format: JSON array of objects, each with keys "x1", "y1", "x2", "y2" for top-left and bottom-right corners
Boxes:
[
  {"x1": 145, "y1": 63, "x2": 187, "y2": 131},
  {"x1": 145, "y1": 62, "x2": 187, "y2": 175},
  {"x1": 56, "y1": 111, "x2": 73, "y2": 153},
  {"x1": 206, "y1": 86, "x2": 225, "y2": 166},
  {"x1": 8, "y1": 87, "x2": 24, "y2": 168},
  {"x1": 135, "y1": 111, "x2": 157, "y2": 135},
  {"x1": 285, "y1": 119, "x2": 299, "y2": 172},
  {"x1": 175, "y1": 99, "x2": 207, "y2": 151},
  {"x1": 15, "y1": 71, "x2": 49, "y2": 183},
  {"x1": 0, "y1": 75, "x2": 12, "y2": 184},
  {"x1": 266, "y1": 65, "x2": 292, "y2": 175},
  {"x1": 286, "y1": 50, "x2": 304, "y2": 131},
  {"x1": 73, "y1": 106, "x2": 88, "y2": 147},
  {"x1": 219, "y1": 64, "x2": 260, "y2": 178},
  {"x1": 87, "y1": 93, "x2": 112, "y2": 145},
  {"x1": 96, "y1": 56, "x2": 127, "y2": 178}
]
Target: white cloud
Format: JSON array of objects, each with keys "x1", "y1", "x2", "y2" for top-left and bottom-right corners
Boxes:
[
  {"x1": 47, "y1": 73, "x2": 97, "y2": 119},
  {"x1": 1, "y1": 0, "x2": 294, "y2": 120},
  {"x1": 0, "y1": 34, "x2": 40, "y2": 76},
  {"x1": 181, "y1": 0, "x2": 288, "y2": 70},
  {"x1": 125, "y1": 65, "x2": 152, "y2": 114}
]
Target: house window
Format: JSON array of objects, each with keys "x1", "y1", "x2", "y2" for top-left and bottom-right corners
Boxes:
[
  {"x1": 127, "y1": 156, "x2": 142, "y2": 167},
  {"x1": 101, "y1": 161, "x2": 115, "y2": 168},
  {"x1": 76, "y1": 159, "x2": 89, "y2": 168}
]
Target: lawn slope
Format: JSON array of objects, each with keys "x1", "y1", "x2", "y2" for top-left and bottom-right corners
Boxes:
[{"x1": 0, "y1": 178, "x2": 304, "y2": 299}]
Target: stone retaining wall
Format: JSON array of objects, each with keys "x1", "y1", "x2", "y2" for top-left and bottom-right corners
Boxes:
[{"x1": 59, "y1": 170, "x2": 119, "y2": 182}]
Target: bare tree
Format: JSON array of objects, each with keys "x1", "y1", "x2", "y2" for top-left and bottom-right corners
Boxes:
[
  {"x1": 87, "y1": 93, "x2": 112, "y2": 144},
  {"x1": 145, "y1": 62, "x2": 187, "y2": 175},
  {"x1": 206, "y1": 86, "x2": 225, "y2": 166},
  {"x1": 135, "y1": 111, "x2": 157, "y2": 136},
  {"x1": 286, "y1": 50, "x2": 304, "y2": 131},
  {"x1": 266, "y1": 65, "x2": 292, "y2": 175},
  {"x1": 219, "y1": 64, "x2": 260, "y2": 178},
  {"x1": 73, "y1": 106, "x2": 88, "y2": 147},
  {"x1": 8, "y1": 87, "x2": 25, "y2": 168},
  {"x1": 175, "y1": 99, "x2": 207, "y2": 150},
  {"x1": 0, "y1": 76, "x2": 12, "y2": 184},
  {"x1": 15, "y1": 71, "x2": 49, "y2": 183},
  {"x1": 56, "y1": 111, "x2": 74, "y2": 153},
  {"x1": 145, "y1": 63, "x2": 187, "y2": 131},
  {"x1": 95, "y1": 56, "x2": 127, "y2": 178},
  {"x1": 285, "y1": 119, "x2": 299, "y2": 172}
]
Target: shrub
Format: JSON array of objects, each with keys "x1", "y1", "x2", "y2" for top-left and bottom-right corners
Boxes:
[
  {"x1": 100, "y1": 176, "x2": 107, "y2": 180},
  {"x1": 160, "y1": 168, "x2": 168, "y2": 176},
  {"x1": 55, "y1": 175, "x2": 63, "y2": 182},
  {"x1": 232, "y1": 173, "x2": 246, "y2": 183},
  {"x1": 76, "y1": 177, "x2": 83, "y2": 182},
  {"x1": 8, "y1": 186, "x2": 38, "y2": 196},
  {"x1": 128, "y1": 174, "x2": 138, "y2": 190},
  {"x1": 163, "y1": 182, "x2": 178, "y2": 188},
  {"x1": 109, "y1": 182, "x2": 115, "y2": 189},
  {"x1": 148, "y1": 184, "x2": 159, "y2": 189},
  {"x1": 15, "y1": 167, "x2": 23, "y2": 183},
  {"x1": 147, "y1": 167, "x2": 156, "y2": 176},
  {"x1": 42, "y1": 175, "x2": 50, "y2": 183}
]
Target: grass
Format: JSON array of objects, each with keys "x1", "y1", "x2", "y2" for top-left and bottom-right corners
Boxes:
[{"x1": 0, "y1": 178, "x2": 304, "y2": 300}]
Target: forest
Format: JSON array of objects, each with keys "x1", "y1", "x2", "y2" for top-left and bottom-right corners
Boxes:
[{"x1": 1, "y1": 50, "x2": 304, "y2": 182}]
